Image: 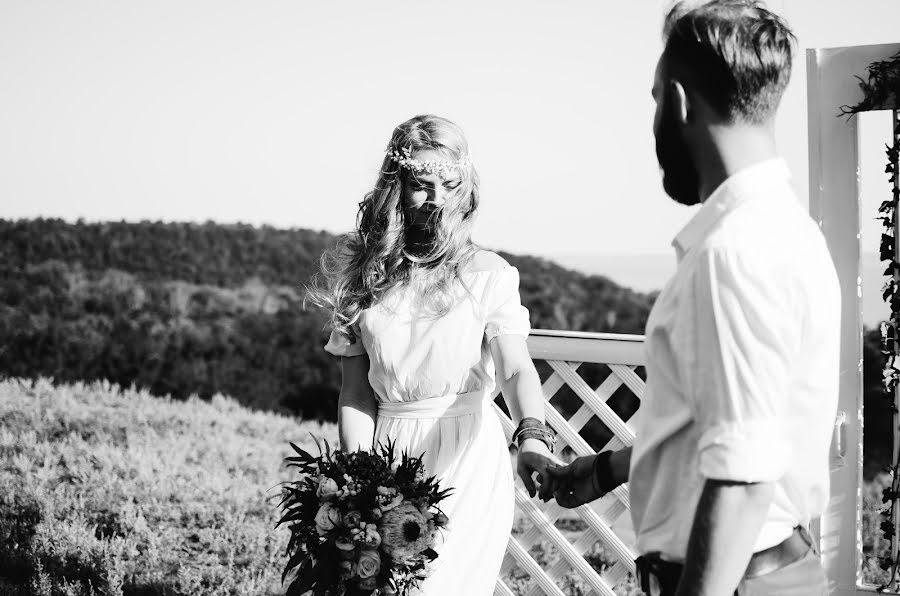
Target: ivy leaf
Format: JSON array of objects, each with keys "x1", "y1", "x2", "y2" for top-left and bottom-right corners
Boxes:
[
  {"x1": 881, "y1": 234, "x2": 896, "y2": 261},
  {"x1": 880, "y1": 518, "x2": 896, "y2": 538}
]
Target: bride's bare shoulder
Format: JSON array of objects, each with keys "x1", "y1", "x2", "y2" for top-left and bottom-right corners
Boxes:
[{"x1": 466, "y1": 250, "x2": 511, "y2": 273}]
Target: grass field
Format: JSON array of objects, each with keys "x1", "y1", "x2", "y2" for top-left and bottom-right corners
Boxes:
[
  {"x1": 0, "y1": 379, "x2": 892, "y2": 595},
  {"x1": 0, "y1": 378, "x2": 335, "y2": 596}
]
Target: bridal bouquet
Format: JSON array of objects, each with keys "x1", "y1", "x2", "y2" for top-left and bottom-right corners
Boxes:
[{"x1": 277, "y1": 439, "x2": 452, "y2": 596}]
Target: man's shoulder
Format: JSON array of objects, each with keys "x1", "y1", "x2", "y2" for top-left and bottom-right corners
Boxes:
[
  {"x1": 708, "y1": 190, "x2": 825, "y2": 258},
  {"x1": 695, "y1": 207, "x2": 838, "y2": 299}
]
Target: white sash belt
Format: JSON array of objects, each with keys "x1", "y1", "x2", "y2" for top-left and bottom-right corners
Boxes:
[{"x1": 377, "y1": 390, "x2": 487, "y2": 420}]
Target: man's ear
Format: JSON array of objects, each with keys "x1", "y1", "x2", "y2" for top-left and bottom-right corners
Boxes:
[{"x1": 669, "y1": 80, "x2": 690, "y2": 124}]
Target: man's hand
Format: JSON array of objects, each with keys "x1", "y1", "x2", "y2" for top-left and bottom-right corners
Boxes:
[
  {"x1": 517, "y1": 438, "x2": 562, "y2": 498},
  {"x1": 544, "y1": 454, "x2": 608, "y2": 508}
]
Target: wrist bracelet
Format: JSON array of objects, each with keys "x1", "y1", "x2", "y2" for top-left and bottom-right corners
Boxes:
[
  {"x1": 511, "y1": 417, "x2": 547, "y2": 443},
  {"x1": 513, "y1": 417, "x2": 544, "y2": 433},
  {"x1": 592, "y1": 451, "x2": 616, "y2": 494},
  {"x1": 516, "y1": 429, "x2": 556, "y2": 452},
  {"x1": 512, "y1": 418, "x2": 556, "y2": 453}
]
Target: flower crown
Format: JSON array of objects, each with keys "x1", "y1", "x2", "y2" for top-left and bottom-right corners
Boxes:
[{"x1": 386, "y1": 145, "x2": 473, "y2": 177}]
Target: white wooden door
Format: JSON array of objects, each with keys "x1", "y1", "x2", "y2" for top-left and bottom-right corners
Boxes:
[{"x1": 807, "y1": 42, "x2": 900, "y2": 595}]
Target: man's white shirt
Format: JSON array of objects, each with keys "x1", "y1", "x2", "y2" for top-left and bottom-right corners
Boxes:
[{"x1": 628, "y1": 158, "x2": 841, "y2": 559}]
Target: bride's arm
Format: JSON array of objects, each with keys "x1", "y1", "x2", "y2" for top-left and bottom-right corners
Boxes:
[
  {"x1": 491, "y1": 334, "x2": 560, "y2": 497},
  {"x1": 337, "y1": 354, "x2": 377, "y2": 452},
  {"x1": 491, "y1": 335, "x2": 545, "y2": 423}
]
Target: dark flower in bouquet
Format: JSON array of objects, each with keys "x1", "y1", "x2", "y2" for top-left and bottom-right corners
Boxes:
[{"x1": 276, "y1": 438, "x2": 452, "y2": 596}]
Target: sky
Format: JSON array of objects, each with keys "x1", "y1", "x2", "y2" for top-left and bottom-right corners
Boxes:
[{"x1": 1, "y1": 0, "x2": 899, "y2": 261}]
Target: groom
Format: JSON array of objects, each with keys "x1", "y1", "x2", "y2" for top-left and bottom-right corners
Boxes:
[{"x1": 545, "y1": 1, "x2": 841, "y2": 595}]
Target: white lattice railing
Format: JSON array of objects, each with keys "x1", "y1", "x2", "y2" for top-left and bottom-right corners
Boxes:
[{"x1": 492, "y1": 329, "x2": 645, "y2": 596}]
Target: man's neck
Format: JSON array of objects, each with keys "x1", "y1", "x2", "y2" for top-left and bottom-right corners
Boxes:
[{"x1": 695, "y1": 123, "x2": 779, "y2": 203}]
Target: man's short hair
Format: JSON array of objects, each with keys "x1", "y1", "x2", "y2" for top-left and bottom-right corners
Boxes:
[{"x1": 662, "y1": 0, "x2": 796, "y2": 124}]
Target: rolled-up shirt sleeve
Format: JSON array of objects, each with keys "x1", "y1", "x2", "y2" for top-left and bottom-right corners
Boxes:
[{"x1": 689, "y1": 247, "x2": 797, "y2": 483}]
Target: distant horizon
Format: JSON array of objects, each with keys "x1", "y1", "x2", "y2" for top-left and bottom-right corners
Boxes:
[
  {"x1": 3, "y1": 213, "x2": 674, "y2": 258},
  {"x1": 552, "y1": 250, "x2": 892, "y2": 330}
]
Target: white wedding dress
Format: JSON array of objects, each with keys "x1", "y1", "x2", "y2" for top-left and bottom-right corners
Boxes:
[{"x1": 324, "y1": 254, "x2": 530, "y2": 596}]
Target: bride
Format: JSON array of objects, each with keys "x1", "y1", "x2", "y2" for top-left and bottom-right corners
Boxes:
[{"x1": 309, "y1": 114, "x2": 558, "y2": 595}]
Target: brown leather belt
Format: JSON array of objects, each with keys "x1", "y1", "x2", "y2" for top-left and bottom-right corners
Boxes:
[{"x1": 635, "y1": 526, "x2": 814, "y2": 596}]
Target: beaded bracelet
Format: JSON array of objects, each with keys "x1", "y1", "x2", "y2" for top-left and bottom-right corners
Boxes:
[
  {"x1": 511, "y1": 417, "x2": 548, "y2": 443},
  {"x1": 512, "y1": 418, "x2": 556, "y2": 452},
  {"x1": 517, "y1": 429, "x2": 556, "y2": 452}
]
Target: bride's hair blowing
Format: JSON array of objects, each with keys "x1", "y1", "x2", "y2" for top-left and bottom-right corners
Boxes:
[{"x1": 307, "y1": 114, "x2": 481, "y2": 343}]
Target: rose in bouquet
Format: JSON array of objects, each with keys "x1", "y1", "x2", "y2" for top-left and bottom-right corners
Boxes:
[{"x1": 277, "y1": 438, "x2": 452, "y2": 596}]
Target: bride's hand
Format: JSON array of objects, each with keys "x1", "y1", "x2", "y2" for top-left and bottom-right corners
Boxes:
[{"x1": 516, "y1": 438, "x2": 562, "y2": 499}]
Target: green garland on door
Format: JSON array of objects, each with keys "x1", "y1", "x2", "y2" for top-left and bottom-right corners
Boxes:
[{"x1": 841, "y1": 50, "x2": 900, "y2": 591}]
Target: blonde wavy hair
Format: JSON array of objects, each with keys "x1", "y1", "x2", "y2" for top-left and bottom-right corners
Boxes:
[{"x1": 307, "y1": 114, "x2": 481, "y2": 343}]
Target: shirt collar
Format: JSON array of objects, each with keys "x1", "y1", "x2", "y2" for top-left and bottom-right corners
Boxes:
[{"x1": 672, "y1": 157, "x2": 791, "y2": 260}]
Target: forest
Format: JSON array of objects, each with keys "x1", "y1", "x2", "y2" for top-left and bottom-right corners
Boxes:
[
  {"x1": 0, "y1": 219, "x2": 653, "y2": 419},
  {"x1": 0, "y1": 217, "x2": 891, "y2": 475}
]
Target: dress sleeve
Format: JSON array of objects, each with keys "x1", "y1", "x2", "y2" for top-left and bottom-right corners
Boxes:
[
  {"x1": 323, "y1": 322, "x2": 366, "y2": 357},
  {"x1": 484, "y1": 266, "x2": 531, "y2": 342}
]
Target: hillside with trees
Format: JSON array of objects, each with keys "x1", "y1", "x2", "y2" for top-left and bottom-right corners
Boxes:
[
  {"x1": 0, "y1": 218, "x2": 891, "y2": 477},
  {"x1": 0, "y1": 219, "x2": 653, "y2": 423}
]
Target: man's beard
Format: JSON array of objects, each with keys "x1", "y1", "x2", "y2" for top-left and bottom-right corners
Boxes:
[{"x1": 655, "y1": 95, "x2": 701, "y2": 206}]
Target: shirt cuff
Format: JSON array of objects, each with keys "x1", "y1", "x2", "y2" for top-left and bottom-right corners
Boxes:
[{"x1": 697, "y1": 419, "x2": 790, "y2": 482}]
